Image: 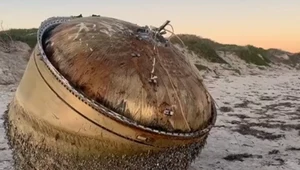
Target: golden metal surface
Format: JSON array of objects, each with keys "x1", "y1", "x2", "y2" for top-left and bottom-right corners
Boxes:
[
  {"x1": 44, "y1": 17, "x2": 214, "y2": 133},
  {"x1": 8, "y1": 46, "x2": 214, "y2": 156}
]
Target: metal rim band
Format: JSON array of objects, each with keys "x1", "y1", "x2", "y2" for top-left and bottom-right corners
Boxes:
[{"x1": 36, "y1": 16, "x2": 217, "y2": 138}]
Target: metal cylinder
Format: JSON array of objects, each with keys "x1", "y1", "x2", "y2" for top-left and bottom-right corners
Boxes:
[{"x1": 5, "y1": 16, "x2": 217, "y2": 170}]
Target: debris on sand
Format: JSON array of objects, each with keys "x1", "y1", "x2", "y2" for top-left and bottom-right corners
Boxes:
[
  {"x1": 227, "y1": 113, "x2": 250, "y2": 119},
  {"x1": 286, "y1": 147, "x2": 300, "y2": 151},
  {"x1": 270, "y1": 158, "x2": 285, "y2": 166},
  {"x1": 223, "y1": 153, "x2": 262, "y2": 162},
  {"x1": 234, "y1": 100, "x2": 251, "y2": 108},
  {"x1": 219, "y1": 106, "x2": 234, "y2": 112},
  {"x1": 268, "y1": 150, "x2": 280, "y2": 155},
  {"x1": 234, "y1": 124, "x2": 285, "y2": 140}
]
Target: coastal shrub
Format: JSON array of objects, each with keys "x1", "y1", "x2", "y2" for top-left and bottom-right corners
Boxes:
[
  {"x1": 170, "y1": 34, "x2": 227, "y2": 64},
  {"x1": 0, "y1": 28, "x2": 38, "y2": 48},
  {"x1": 237, "y1": 45, "x2": 271, "y2": 66}
]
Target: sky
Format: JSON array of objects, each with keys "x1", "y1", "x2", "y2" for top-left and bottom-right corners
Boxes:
[{"x1": 1, "y1": 0, "x2": 299, "y2": 52}]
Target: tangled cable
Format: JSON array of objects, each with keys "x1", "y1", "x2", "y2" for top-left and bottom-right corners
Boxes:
[
  {"x1": 142, "y1": 21, "x2": 219, "y2": 110},
  {"x1": 143, "y1": 21, "x2": 187, "y2": 86}
]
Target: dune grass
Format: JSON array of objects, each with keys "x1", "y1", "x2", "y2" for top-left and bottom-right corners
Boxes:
[
  {"x1": 0, "y1": 28, "x2": 38, "y2": 48},
  {"x1": 171, "y1": 34, "x2": 273, "y2": 66},
  {"x1": 170, "y1": 34, "x2": 227, "y2": 64},
  {"x1": 236, "y1": 45, "x2": 271, "y2": 66}
]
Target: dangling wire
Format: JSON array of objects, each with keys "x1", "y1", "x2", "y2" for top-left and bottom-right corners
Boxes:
[
  {"x1": 141, "y1": 21, "x2": 219, "y2": 125},
  {"x1": 148, "y1": 27, "x2": 159, "y2": 87},
  {"x1": 161, "y1": 23, "x2": 220, "y2": 110}
]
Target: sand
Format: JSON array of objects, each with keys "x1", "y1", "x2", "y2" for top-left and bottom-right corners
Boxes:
[
  {"x1": 1, "y1": 71, "x2": 299, "y2": 170},
  {"x1": 190, "y1": 71, "x2": 300, "y2": 170}
]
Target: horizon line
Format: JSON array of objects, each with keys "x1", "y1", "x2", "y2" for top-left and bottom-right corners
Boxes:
[{"x1": 1, "y1": 26, "x2": 299, "y2": 54}]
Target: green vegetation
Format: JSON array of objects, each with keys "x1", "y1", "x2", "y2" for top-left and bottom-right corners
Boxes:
[
  {"x1": 170, "y1": 34, "x2": 273, "y2": 66},
  {"x1": 217, "y1": 44, "x2": 244, "y2": 52},
  {"x1": 237, "y1": 45, "x2": 271, "y2": 66},
  {"x1": 0, "y1": 28, "x2": 38, "y2": 48},
  {"x1": 289, "y1": 53, "x2": 300, "y2": 66},
  {"x1": 170, "y1": 34, "x2": 227, "y2": 64}
]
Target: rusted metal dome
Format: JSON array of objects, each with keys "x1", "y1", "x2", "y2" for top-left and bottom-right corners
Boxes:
[
  {"x1": 43, "y1": 16, "x2": 213, "y2": 133},
  {"x1": 5, "y1": 15, "x2": 217, "y2": 169}
]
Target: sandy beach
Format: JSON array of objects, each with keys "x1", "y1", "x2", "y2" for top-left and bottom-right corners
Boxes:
[{"x1": 1, "y1": 71, "x2": 299, "y2": 170}]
